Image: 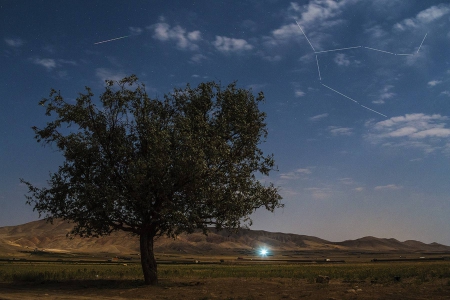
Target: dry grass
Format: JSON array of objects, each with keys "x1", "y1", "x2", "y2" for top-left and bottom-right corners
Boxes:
[
  {"x1": 1, "y1": 261, "x2": 450, "y2": 283},
  {"x1": 1, "y1": 261, "x2": 450, "y2": 299}
]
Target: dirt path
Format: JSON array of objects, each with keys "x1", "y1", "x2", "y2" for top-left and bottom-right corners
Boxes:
[{"x1": 1, "y1": 278, "x2": 450, "y2": 299}]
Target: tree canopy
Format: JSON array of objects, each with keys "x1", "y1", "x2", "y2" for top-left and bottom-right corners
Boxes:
[{"x1": 21, "y1": 75, "x2": 282, "y2": 284}]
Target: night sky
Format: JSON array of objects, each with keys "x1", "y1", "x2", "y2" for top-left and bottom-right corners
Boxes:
[{"x1": 2, "y1": 1, "x2": 450, "y2": 245}]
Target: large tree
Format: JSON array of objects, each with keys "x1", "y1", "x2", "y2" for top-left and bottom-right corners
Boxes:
[{"x1": 21, "y1": 75, "x2": 282, "y2": 285}]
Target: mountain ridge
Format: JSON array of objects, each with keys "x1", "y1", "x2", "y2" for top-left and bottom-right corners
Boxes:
[{"x1": 1, "y1": 219, "x2": 449, "y2": 255}]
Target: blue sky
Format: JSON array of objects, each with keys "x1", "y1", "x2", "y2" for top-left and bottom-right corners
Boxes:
[{"x1": 1, "y1": 1, "x2": 450, "y2": 245}]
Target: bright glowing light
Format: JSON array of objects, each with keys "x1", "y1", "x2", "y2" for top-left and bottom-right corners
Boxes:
[{"x1": 260, "y1": 248, "x2": 268, "y2": 256}]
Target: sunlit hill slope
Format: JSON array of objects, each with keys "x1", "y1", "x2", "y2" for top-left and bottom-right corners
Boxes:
[{"x1": 1, "y1": 219, "x2": 449, "y2": 255}]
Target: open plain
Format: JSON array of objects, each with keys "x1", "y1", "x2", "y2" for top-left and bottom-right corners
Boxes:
[
  {"x1": 1, "y1": 260, "x2": 450, "y2": 299},
  {"x1": 1, "y1": 220, "x2": 450, "y2": 299}
]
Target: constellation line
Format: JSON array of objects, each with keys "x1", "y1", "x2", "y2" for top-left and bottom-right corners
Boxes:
[
  {"x1": 294, "y1": 24, "x2": 426, "y2": 119},
  {"x1": 315, "y1": 55, "x2": 322, "y2": 81},
  {"x1": 321, "y1": 83, "x2": 359, "y2": 104},
  {"x1": 360, "y1": 105, "x2": 387, "y2": 117},
  {"x1": 322, "y1": 84, "x2": 387, "y2": 117},
  {"x1": 295, "y1": 21, "x2": 316, "y2": 52},
  {"x1": 417, "y1": 33, "x2": 428, "y2": 53},
  {"x1": 364, "y1": 47, "x2": 395, "y2": 55},
  {"x1": 314, "y1": 46, "x2": 361, "y2": 54}
]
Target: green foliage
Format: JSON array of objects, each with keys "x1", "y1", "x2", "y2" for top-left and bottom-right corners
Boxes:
[
  {"x1": 20, "y1": 75, "x2": 282, "y2": 284},
  {"x1": 20, "y1": 76, "x2": 282, "y2": 238}
]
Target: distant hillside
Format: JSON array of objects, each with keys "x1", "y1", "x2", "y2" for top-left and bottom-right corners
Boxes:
[
  {"x1": 1, "y1": 219, "x2": 449, "y2": 255},
  {"x1": 335, "y1": 236, "x2": 450, "y2": 252}
]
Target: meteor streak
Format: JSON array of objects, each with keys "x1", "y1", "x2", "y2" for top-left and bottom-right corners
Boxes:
[{"x1": 94, "y1": 35, "x2": 130, "y2": 45}]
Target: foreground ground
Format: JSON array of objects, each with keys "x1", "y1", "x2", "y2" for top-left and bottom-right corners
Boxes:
[
  {"x1": 1, "y1": 277, "x2": 450, "y2": 300},
  {"x1": 1, "y1": 260, "x2": 450, "y2": 299}
]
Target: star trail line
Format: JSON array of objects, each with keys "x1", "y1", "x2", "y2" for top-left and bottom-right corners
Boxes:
[{"x1": 94, "y1": 35, "x2": 130, "y2": 45}]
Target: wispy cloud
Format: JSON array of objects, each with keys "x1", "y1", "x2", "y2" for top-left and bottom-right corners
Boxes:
[
  {"x1": 365, "y1": 113, "x2": 450, "y2": 155},
  {"x1": 334, "y1": 53, "x2": 350, "y2": 66},
  {"x1": 95, "y1": 68, "x2": 127, "y2": 83},
  {"x1": 328, "y1": 126, "x2": 353, "y2": 136},
  {"x1": 309, "y1": 113, "x2": 329, "y2": 121},
  {"x1": 372, "y1": 85, "x2": 395, "y2": 105},
  {"x1": 304, "y1": 187, "x2": 331, "y2": 199},
  {"x1": 247, "y1": 83, "x2": 266, "y2": 92},
  {"x1": 394, "y1": 4, "x2": 450, "y2": 31},
  {"x1": 129, "y1": 26, "x2": 143, "y2": 35},
  {"x1": 269, "y1": 23, "x2": 299, "y2": 42},
  {"x1": 58, "y1": 59, "x2": 77, "y2": 66},
  {"x1": 292, "y1": 0, "x2": 356, "y2": 28},
  {"x1": 213, "y1": 36, "x2": 253, "y2": 53},
  {"x1": 149, "y1": 21, "x2": 201, "y2": 50},
  {"x1": 279, "y1": 168, "x2": 312, "y2": 180},
  {"x1": 30, "y1": 57, "x2": 77, "y2": 74},
  {"x1": 410, "y1": 158, "x2": 423, "y2": 162},
  {"x1": 32, "y1": 58, "x2": 57, "y2": 70},
  {"x1": 374, "y1": 184, "x2": 403, "y2": 191},
  {"x1": 279, "y1": 173, "x2": 299, "y2": 180},
  {"x1": 353, "y1": 187, "x2": 364, "y2": 192},
  {"x1": 294, "y1": 89, "x2": 305, "y2": 97},
  {"x1": 262, "y1": 0, "x2": 355, "y2": 48},
  {"x1": 339, "y1": 177, "x2": 355, "y2": 185},
  {"x1": 190, "y1": 53, "x2": 207, "y2": 64},
  {"x1": 4, "y1": 38, "x2": 24, "y2": 47},
  {"x1": 365, "y1": 25, "x2": 387, "y2": 39},
  {"x1": 370, "y1": 114, "x2": 450, "y2": 138},
  {"x1": 428, "y1": 80, "x2": 442, "y2": 87},
  {"x1": 258, "y1": 53, "x2": 282, "y2": 62}
]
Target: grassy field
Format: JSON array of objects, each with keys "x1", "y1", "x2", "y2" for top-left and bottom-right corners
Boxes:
[
  {"x1": 2, "y1": 261, "x2": 450, "y2": 299},
  {"x1": 1, "y1": 261, "x2": 450, "y2": 284}
]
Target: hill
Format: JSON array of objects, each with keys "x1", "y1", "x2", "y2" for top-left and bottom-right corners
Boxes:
[{"x1": 1, "y1": 219, "x2": 449, "y2": 256}]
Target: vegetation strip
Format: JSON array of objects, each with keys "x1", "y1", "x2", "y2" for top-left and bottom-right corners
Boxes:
[{"x1": 1, "y1": 261, "x2": 450, "y2": 284}]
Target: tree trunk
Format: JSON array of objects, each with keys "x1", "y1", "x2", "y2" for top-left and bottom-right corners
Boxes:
[{"x1": 140, "y1": 232, "x2": 158, "y2": 285}]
